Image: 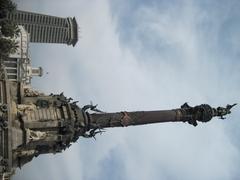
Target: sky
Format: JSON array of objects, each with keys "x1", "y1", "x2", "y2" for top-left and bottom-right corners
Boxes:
[{"x1": 12, "y1": 0, "x2": 240, "y2": 180}]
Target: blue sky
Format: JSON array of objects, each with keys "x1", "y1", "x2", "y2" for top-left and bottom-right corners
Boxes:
[{"x1": 12, "y1": 0, "x2": 240, "y2": 180}]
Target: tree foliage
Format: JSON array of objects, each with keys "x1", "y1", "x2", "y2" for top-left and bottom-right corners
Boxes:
[
  {"x1": 0, "y1": 0, "x2": 16, "y2": 13},
  {"x1": 1, "y1": 20, "x2": 19, "y2": 37},
  {"x1": 0, "y1": 0, "x2": 18, "y2": 56},
  {"x1": 0, "y1": 38, "x2": 18, "y2": 56}
]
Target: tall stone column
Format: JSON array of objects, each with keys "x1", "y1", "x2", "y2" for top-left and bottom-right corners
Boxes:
[{"x1": 82, "y1": 103, "x2": 236, "y2": 137}]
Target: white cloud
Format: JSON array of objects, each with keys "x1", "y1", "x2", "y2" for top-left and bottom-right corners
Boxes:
[{"x1": 13, "y1": 0, "x2": 240, "y2": 180}]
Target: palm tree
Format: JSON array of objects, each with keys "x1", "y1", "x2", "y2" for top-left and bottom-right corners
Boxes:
[
  {"x1": 0, "y1": 37, "x2": 18, "y2": 56},
  {"x1": 1, "y1": 20, "x2": 19, "y2": 37},
  {"x1": 0, "y1": 0, "x2": 18, "y2": 56}
]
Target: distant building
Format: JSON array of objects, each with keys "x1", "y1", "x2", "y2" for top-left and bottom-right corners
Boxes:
[
  {"x1": 7, "y1": 10, "x2": 78, "y2": 46},
  {"x1": 5, "y1": 25, "x2": 43, "y2": 84}
]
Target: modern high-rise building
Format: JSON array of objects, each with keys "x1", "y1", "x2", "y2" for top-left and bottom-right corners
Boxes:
[{"x1": 7, "y1": 10, "x2": 78, "y2": 46}]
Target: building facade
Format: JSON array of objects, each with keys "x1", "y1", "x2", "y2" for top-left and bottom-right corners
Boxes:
[
  {"x1": 7, "y1": 10, "x2": 78, "y2": 46},
  {"x1": 5, "y1": 25, "x2": 42, "y2": 84}
]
